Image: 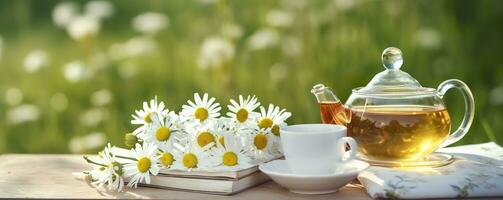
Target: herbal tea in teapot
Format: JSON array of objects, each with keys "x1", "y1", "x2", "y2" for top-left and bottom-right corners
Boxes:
[
  {"x1": 318, "y1": 101, "x2": 349, "y2": 125},
  {"x1": 348, "y1": 105, "x2": 451, "y2": 161},
  {"x1": 312, "y1": 47, "x2": 475, "y2": 167}
]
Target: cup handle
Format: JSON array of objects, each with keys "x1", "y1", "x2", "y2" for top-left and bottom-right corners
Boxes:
[
  {"x1": 437, "y1": 79, "x2": 475, "y2": 148},
  {"x1": 337, "y1": 137, "x2": 358, "y2": 163}
]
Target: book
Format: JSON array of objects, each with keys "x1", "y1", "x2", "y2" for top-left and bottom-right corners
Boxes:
[
  {"x1": 136, "y1": 171, "x2": 270, "y2": 195},
  {"x1": 158, "y1": 166, "x2": 259, "y2": 180},
  {"x1": 113, "y1": 146, "x2": 277, "y2": 194}
]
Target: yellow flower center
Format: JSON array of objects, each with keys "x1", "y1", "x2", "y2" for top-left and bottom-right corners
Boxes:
[
  {"x1": 159, "y1": 152, "x2": 174, "y2": 167},
  {"x1": 258, "y1": 118, "x2": 273, "y2": 129},
  {"x1": 144, "y1": 112, "x2": 152, "y2": 123},
  {"x1": 254, "y1": 133, "x2": 268, "y2": 150},
  {"x1": 183, "y1": 153, "x2": 198, "y2": 168},
  {"x1": 222, "y1": 151, "x2": 238, "y2": 166},
  {"x1": 194, "y1": 107, "x2": 209, "y2": 121},
  {"x1": 272, "y1": 124, "x2": 280, "y2": 136},
  {"x1": 236, "y1": 108, "x2": 249, "y2": 123},
  {"x1": 137, "y1": 157, "x2": 151, "y2": 173},
  {"x1": 155, "y1": 127, "x2": 171, "y2": 142},
  {"x1": 218, "y1": 136, "x2": 225, "y2": 148},
  {"x1": 197, "y1": 131, "x2": 215, "y2": 147}
]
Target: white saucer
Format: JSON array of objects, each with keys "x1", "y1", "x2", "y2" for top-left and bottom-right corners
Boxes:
[{"x1": 259, "y1": 159, "x2": 369, "y2": 194}]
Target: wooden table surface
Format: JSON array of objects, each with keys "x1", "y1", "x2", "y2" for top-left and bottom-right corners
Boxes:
[{"x1": 0, "y1": 154, "x2": 372, "y2": 199}]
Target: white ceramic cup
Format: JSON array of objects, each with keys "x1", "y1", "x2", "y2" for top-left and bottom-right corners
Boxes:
[{"x1": 280, "y1": 124, "x2": 358, "y2": 175}]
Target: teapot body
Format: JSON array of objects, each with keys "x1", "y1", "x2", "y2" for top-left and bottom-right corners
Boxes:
[
  {"x1": 311, "y1": 47, "x2": 474, "y2": 163},
  {"x1": 344, "y1": 91, "x2": 451, "y2": 161}
]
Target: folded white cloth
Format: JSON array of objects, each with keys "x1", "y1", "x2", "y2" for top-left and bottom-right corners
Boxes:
[{"x1": 358, "y1": 142, "x2": 503, "y2": 199}]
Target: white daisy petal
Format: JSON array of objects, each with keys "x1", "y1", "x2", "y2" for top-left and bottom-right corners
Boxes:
[
  {"x1": 123, "y1": 143, "x2": 159, "y2": 188},
  {"x1": 180, "y1": 93, "x2": 221, "y2": 124}
]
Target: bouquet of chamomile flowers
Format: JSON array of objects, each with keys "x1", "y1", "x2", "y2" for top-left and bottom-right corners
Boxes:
[{"x1": 75, "y1": 93, "x2": 291, "y2": 191}]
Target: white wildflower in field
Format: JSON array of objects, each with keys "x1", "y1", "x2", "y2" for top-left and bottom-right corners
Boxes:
[
  {"x1": 108, "y1": 37, "x2": 157, "y2": 60},
  {"x1": 52, "y1": 2, "x2": 79, "y2": 28},
  {"x1": 6, "y1": 104, "x2": 40, "y2": 125},
  {"x1": 4, "y1": 88, "x2": 23, "y2": 106},
  {"x1": 270, "y1": 63, "x2": 288, "y2": 82},
  {"x1": 52, "y1": 1, "x2": 111, "y2": 40},
  {"x1": 266, "y1": 10, "x2": 294, "y2": 28},
  {"x1": 334, "y1": 0, "x2": 358, "y2": 11},
  {"x1": 63, "y1": 61, "x2": 87, "y2": 82},
  {"x1": 80, "y1": 108, "x2": 109, "y2": 127},
  {"x1": 132, "y1": 12, "x2": 168, "y2": 35},
  {"x1": 91, "y1": 89, "x2": 112, "y2": 106},
  {"x1": 84, "y1": 0, "x2": 114, "y2": 20},
  {"x1": 280, "y1": 0, "x2": 306, "y2": 10},
  {"x1": 23, "y1": 50, "x2": 48, "y2": 73},
  {"x1": 197, "y1": 37, "x2": 235, "y2": 69},
  {"x1": 69, "y1": 132, "x2": 107, "y2": 153},
  {"x1": 282, "y1": 36, "x2": 302, "y2": 57},
  {"x1": 221, "y1": 24, "x2": 243, "y2": 39},
  {"x1": 490, "y1": 86, "x2": 503, "y2": 106},
  {"x1": 124, "y1": 37, "x2": 157, "y2": 57},
  {"x1": 67, "y1": 15, "x2": 100, "y2": 40},
  {"x1": 248, "y1": 28, "x2": 280, "y2": 50},
  {"x1": 416, "y1": 27, "x2": 442, "y2": 49}
]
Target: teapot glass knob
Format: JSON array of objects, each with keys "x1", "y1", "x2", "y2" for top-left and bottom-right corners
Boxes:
[{"x1": 382, "y1": 47, "x2": 403, "y2": 70}]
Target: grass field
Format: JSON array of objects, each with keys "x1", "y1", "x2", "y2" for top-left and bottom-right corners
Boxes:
[{"x1": 0, "y1": 0, "x2": 502, "y2": 153}]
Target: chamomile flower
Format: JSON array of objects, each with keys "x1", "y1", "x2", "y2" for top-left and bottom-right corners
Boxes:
[
  {"x1": 184, "y1": 123, "x2": 220, "y2": 149},
  {"x1": 227, "y1": 95, "x2": 260, "y2": 127},
  {"x1": 213, "y1": 118, "x2": 252, "y2": 148},
  {"x1": 245, "y1": 128, "x2": 276, "y2": 161},
  {"x1": 83, "y1": 143, "x2": 124, "y2": 191},
  {"x1": 213, "y1": 117, "x2": 239, "y2": 147},
  {"x1": 123, "y1": 143, "x2": 160, "y2": 188},
  {"x1": 157, "y1": 141, "x2": 178, "y2": 168},
  {"x1": 211, "y1": 134, "x2": 252, "y2": 169},
  {"x1": 144, "y1": 111, "x2": 181, "y2": 148},
  {"x1": 79, "y1": 93, "x2": 295, "y2": 193},
  {"x1": 257, "y1": 104, "x2": 291, "y2": 137},
  {"x1": 181, "y1": 93, "x2": 221, "y2": 123},
  {"x1": 131, "y1": 97, "x2": 169, "y2": 138},
  {"x1": 88, "y1": 165, "x2": 124, "y2": 191},
  {"x1": 172, "y1": 141, "x2": 214, "y2": 171}
]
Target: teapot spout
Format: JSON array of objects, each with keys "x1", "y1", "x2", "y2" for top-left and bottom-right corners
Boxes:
[
  {"x1": 311, "y1": 84, "x2": 350, "y2": 125},
  {"x1": 311, "y1": 83, "x2": 341, "y2": 103}
]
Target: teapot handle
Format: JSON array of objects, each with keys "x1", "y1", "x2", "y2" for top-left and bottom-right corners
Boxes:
[{"x1": 437, "y1": 79, "x2": 475, "y2": 148}]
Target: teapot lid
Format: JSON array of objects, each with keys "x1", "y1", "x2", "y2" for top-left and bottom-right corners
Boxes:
[{"x1": 355, "y1": 47, "x2": 434, "y2": 95}]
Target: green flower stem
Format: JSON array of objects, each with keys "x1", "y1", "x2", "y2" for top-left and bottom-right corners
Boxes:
[
  {"x1": 116, "y1": 155, "x2": 137, "y2": 161},
  {"x1": 83, "y1": 156, "x2": 106, "y2": 167}
]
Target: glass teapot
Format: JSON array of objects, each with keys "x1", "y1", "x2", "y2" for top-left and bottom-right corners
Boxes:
[{"x1": 311, "y1": 47, "x2": 474, "y2": 166}]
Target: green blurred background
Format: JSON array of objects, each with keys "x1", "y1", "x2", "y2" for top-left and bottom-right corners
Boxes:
[{"x1": 0, "y1": 0, "x2": 502, "y2": 153}]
